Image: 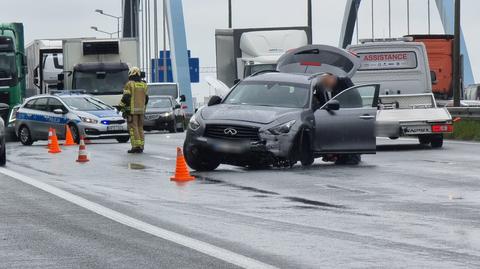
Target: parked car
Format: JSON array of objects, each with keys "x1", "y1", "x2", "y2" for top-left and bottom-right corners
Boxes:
[
  {"x1": 144, "y1": 95, "x2": 186, "y2": 133},
  {"x1": 14, "y1": 92, "x2": 129, "y2": 145},
  {"x1": 0, "y1": 103, "x2": 8, "y2": 166}
]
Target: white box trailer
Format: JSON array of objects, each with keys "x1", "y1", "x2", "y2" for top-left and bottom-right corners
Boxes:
[
  {"x1": 25, "y1": 39, "x2": 63, "y2": 96},
  {"x1": 62, "y1": 38, "x2": 139, "y2": 106}
]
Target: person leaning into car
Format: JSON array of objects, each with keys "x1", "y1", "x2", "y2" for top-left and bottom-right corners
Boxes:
[{"x1": 119, "y1": 67, "x2": 149, "y2": 154}]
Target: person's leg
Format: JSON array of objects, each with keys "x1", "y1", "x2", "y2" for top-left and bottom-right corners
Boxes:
[
  {"x1": 127, "y1": 115, "x2": 136, "y2": 151},
  {"x1": 138, "y1": 115, "x2": 145, "y2": 151}
]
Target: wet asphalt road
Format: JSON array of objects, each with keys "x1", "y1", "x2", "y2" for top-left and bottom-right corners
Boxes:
[{"x1": 2, "y1": 132, "x2": 480, "y2": 268}]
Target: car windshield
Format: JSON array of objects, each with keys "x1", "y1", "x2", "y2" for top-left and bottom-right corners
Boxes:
[
  {"x1": 148, "y1": 84, "x2": 178, "y2": 98},
  {"x1": 73, "y1": 70, "x2": 128, "y2": 95},
  {"x1": 61, "y1": 96, "x2": 113, "y2": 111},
  {"x1": 0, "y1": 52, "x2": 17, "y2": 79},
  {"x1": 223, "y1": 81, "x2": 310, "y2": 108},
  {"x1": 148, "y1": 97, "x2": 172, "y2": 108}
]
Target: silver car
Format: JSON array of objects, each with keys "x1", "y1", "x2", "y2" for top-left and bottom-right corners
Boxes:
[{"x1": 14, "y1": 93, "x2": 129, "y2": 145}]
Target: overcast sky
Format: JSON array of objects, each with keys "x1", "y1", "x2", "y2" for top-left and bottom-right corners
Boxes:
[{"x1": 1, "y1": 0, "x2": 479, "y2": 101}]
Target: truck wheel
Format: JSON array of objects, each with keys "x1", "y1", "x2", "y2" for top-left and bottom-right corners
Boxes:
[
  {"x1": 335, "y1": 154, "x2": 361, "y2": 165},
  {"x1": 0, "y1": 136, "x2": 6, "y2": 166},
  {"x1": 18, "y1": 125, "x2": 34, "y2": 146},
  {"x1": 418, "y1": 135, "x2": 432, "y2": 145},
  {"x1": 430, "y1": 134, "x2": 444, "y2": 148},
  {"x1": 183, "y1": 143, "x2": 220, "y2": 171}
]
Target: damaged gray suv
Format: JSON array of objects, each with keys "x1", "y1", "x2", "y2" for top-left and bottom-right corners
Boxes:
[{"x1": 183, "y1": 45, "x2": 380, "y2": 171}]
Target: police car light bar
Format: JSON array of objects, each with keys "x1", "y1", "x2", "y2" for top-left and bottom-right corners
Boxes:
[{"x1": 359, "y1": 37, "x2": 414, "y2": 44}]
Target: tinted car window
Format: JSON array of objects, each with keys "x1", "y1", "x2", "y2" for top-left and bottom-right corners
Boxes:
[
  {"x1": 224, "y1": 81, "x2": 310, "y2": 108},
  {"x1": 24, "y1": 99, "x2": 36, "y2": 109},
  {"x1": 32, "y1": 98, "x2": 49, "y2": 111},
  {"x1": 48, "y1": 98, "x2": 66, "y2": 112}
]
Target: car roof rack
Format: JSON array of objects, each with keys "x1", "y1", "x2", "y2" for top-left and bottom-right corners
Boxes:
[
  {"x1": 249, "y1": 70, "x2": 279, "y2": 77},
  {"x1": 49, "y1": 90, "x2": 87, "y2": 95}
]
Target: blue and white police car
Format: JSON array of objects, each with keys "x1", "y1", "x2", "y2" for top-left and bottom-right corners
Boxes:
[{"x1": 14, "y1": 92, "x2": 129, "y2": 145}]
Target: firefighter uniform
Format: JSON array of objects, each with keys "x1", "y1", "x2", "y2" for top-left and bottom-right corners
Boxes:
[{"x1": 119, "y1": 68, "x2": 148, "y2": 153}]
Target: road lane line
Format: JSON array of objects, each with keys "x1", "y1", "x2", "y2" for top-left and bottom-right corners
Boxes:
[{"x1": 0, "y1": 168, "x2": 277, "y2": 269}]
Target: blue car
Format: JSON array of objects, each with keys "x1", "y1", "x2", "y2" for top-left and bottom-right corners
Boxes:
[{"x1": 14, "y1": 92, "x2": 129, "y2": 145}]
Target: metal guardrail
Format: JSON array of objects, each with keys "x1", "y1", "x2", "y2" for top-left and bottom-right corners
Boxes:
[{"x1": 447, "y1": 107, "x2": 480, "y2": 120}]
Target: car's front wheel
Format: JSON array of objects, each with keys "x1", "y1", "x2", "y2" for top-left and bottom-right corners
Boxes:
[
  {"x1": 299, "y1": 133, "x2": 314, "y2": 167},
  {"x1": 0, "y1": 135, "x2": 6, "y2": 166},
  {"x1": 116, "y1": 136, "x2": 130, "y2": 143},
  {"x1": 183, "y1": 143, "x2": 220, "y2": 171},
  {"x1": 335, "y1": 154, "x2": 362, "y2": 165},
  {"x1": 69, "y1": 124, "x2": 80, "y2": 144},
  {"x1": 18, "y1": 125, "x2": 34, "y2": 146}
]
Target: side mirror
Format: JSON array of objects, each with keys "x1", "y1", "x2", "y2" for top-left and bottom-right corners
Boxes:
[
  {"x1": 180, "y1": 94, "x2": 186, "y2": 102},
  {"x1": 57, "y1": 73, "x2": 65, "y2": 81},
  {"x1": 53, "y1": 108, "x2": 66, "y2": 114},
  {"x1": 325, "y1": 100, "x2": 340, "y2": 111},
  {"x1": 0, "y1": 103, "x2": 9, "y2": 111},
  {"x1": 208, "y1": 95, "x2": 222, "y2": 106},
  {"x1": 430, "y1": 71, "x2": 438, "y2": 85}
]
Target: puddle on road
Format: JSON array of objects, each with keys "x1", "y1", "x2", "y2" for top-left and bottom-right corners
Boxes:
[
  {"x1": 198, "y1": 177, "x2": 280, "y2": 195},
  {"x1": 128, "y1": 163, "x2": 147, "y2": 170},
  {"x1": 285, "y1": 196, "x2": 346, "y2": 209}
]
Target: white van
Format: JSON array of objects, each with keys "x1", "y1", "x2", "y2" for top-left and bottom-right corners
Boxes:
[{"x1": 348, "y1": 39, "x2": 433, "y2": 95}]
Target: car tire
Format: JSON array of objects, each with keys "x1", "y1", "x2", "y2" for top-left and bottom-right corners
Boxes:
[
  {"x1": 183, "y1": 143, "x2": 220, "y2": 171},
  {"x1": 116, "y1": 137, "x2": 130, "y2": 143},
  {"x1": 69, "y1": 124, "x2": 80, "y2": 144},
  {"x1": 18, "y1": 125, "x2": 34, "y2": 146},
  {"x1": 169, "y1": 119, "x2": 177, "y2": 133},
  {"x1": 300, "y1": 134, "x2": 314, "y2": 167},
  {"x1": 335, "y1": 154, "x2": 361, "y2": 165},
  {"x1": 430, "y1": 134, "x2": 443, "y2": 148},
  {"x1": 418, "y1": 135, "x2": 431, "y2": 145},
  {"x1": 0, "y1": 136, "x2": 6, "y2": 166}
]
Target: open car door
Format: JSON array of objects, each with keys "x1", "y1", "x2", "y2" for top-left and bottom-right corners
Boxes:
[
  {"x1": 205, "y1": 76, "x2": 231, "y2": 98},
  {"x1": 277, "y1": 45, "x2": 360, "y2": 78},
  {"x1": 314, "y1": 84, "x2": 380, "y2": 154}
]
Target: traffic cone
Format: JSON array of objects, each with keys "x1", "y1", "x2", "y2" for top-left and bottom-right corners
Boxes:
[
  {"x1": 46, "y1": 128, "x2": 53, "y2": 149},
  {"x1": 64, "y1": 125, "x2": 76, "y2": 146},
  {"x1": 76, "y1": 137, "x2": 90, "y2": 163},
  {"x1": 170, "y1": 147, "x2": 195, "y2": 182},
  {"x1": 48, "y1": 129, "x2": 62, "y2": 154}
]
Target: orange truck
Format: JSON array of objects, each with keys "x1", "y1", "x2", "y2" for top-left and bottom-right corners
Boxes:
[{"x1": 407, "y1": 35, "x2": 454, "y2": 99}]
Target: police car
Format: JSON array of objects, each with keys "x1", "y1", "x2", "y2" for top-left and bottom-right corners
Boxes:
[{"x1": 14, "y1": 91, "x2": 129, "y2": 145}]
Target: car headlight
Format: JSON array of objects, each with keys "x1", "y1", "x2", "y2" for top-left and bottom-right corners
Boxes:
[
  {"x1": 189, "y1": 114, "x2": 201, "y2": 130},
  {"x1": 79, "y1": 116, "x2": 98, "y2": 124},
  {"x1": 8, "y1": 107, "x2": 19, "y2": 124},
  {"x1": 269, "y1": 120, "x2": 296, "y2": 135},
  {"x1": 162, "y1": 112, "x2": 173, "y2": 117}
]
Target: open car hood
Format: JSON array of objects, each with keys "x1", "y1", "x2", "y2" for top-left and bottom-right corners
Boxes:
[{"x1": 276, "y1": 44, "x2": 360, "y2": 78}]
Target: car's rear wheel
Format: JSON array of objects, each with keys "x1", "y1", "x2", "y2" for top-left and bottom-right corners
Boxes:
[
  {"x1": 335, "y1": 154, "x2": 362, "y2": 165},
  {"x1": 18, "y1": 125, "x2": 34, "y2": 146},
  {"x1": 116, "y1": 136, "x2": 130, "y2": 143},
  {"x1": 183, "y1": 143, "x2": 220, "y2": 171},
  {"x1": 0, "y1": 135, "x2": 6, "y2": 166},
  {"x1": 69, "y1": 124, "x2": 80, "y2": 144},
  {"x1": 430, "y1": 134, "x2": 443, "y2": 148}
]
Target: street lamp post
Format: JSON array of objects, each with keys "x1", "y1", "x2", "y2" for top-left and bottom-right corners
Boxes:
[
  {"x1": 90, "y1": 26, "x2": 120, "y2": 38},
  {"x1": 95, "y1": 9, "x2": 122, "y2": 38}
]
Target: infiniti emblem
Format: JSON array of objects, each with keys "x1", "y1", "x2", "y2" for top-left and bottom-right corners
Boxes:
[{"x1": 224, "y1": 127, "x2": 238, "y2": 136}]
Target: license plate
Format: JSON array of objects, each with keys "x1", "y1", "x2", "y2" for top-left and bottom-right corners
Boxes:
[
  {"x1": 213, "y1": 141, "x2": 245, "y2": 154},
  {"x1": 107, "y1": 125, "x2": 124, "y2": 131},
  {"x1": 403, "y1": 125, "x2": 432, "y2": 135}
]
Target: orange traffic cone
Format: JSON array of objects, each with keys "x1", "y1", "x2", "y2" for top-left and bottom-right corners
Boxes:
[
  {"x1": 170, "y1": 147, "x2": 195, "y2": 182},
  {"x1": 64, "y1": 125, "x2": 76, "y2": 146},
  {"x1": 48, "y1": 129, "x2": 62, "y2": 154},
  {"x1": 76, "y1": 137, "x2": 90, "y2": 163},
  {"x1": 46, "y1": 128, "x2": 53, "y2": 149}
]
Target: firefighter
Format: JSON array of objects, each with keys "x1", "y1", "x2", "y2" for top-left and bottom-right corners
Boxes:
[{"x1": 119, "y1": 67, "x2": 149, "y2": 153}]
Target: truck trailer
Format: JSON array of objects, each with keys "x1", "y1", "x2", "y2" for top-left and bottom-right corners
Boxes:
[{"x1": 215, "y1": 27, "x2": 310, "y2": 87}]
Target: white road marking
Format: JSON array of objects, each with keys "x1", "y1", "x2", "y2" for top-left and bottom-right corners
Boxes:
[{"x1": 0, "y1": 168, "x2": 277, "y2": 269}]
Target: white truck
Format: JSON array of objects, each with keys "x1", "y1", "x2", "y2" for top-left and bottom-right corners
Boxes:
[
  {"x1": 348, "y1": 38, "x2": 453, "y2": 148},
  {"x1": 215, "y1": 27, "x2": 310, "y2": 87},
  {"x1": 25, "y1": 39, "x2": 63, "y2": 96},
  {"x1": 61, "y1": 38, "x2": 139, "y2": 106}
]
